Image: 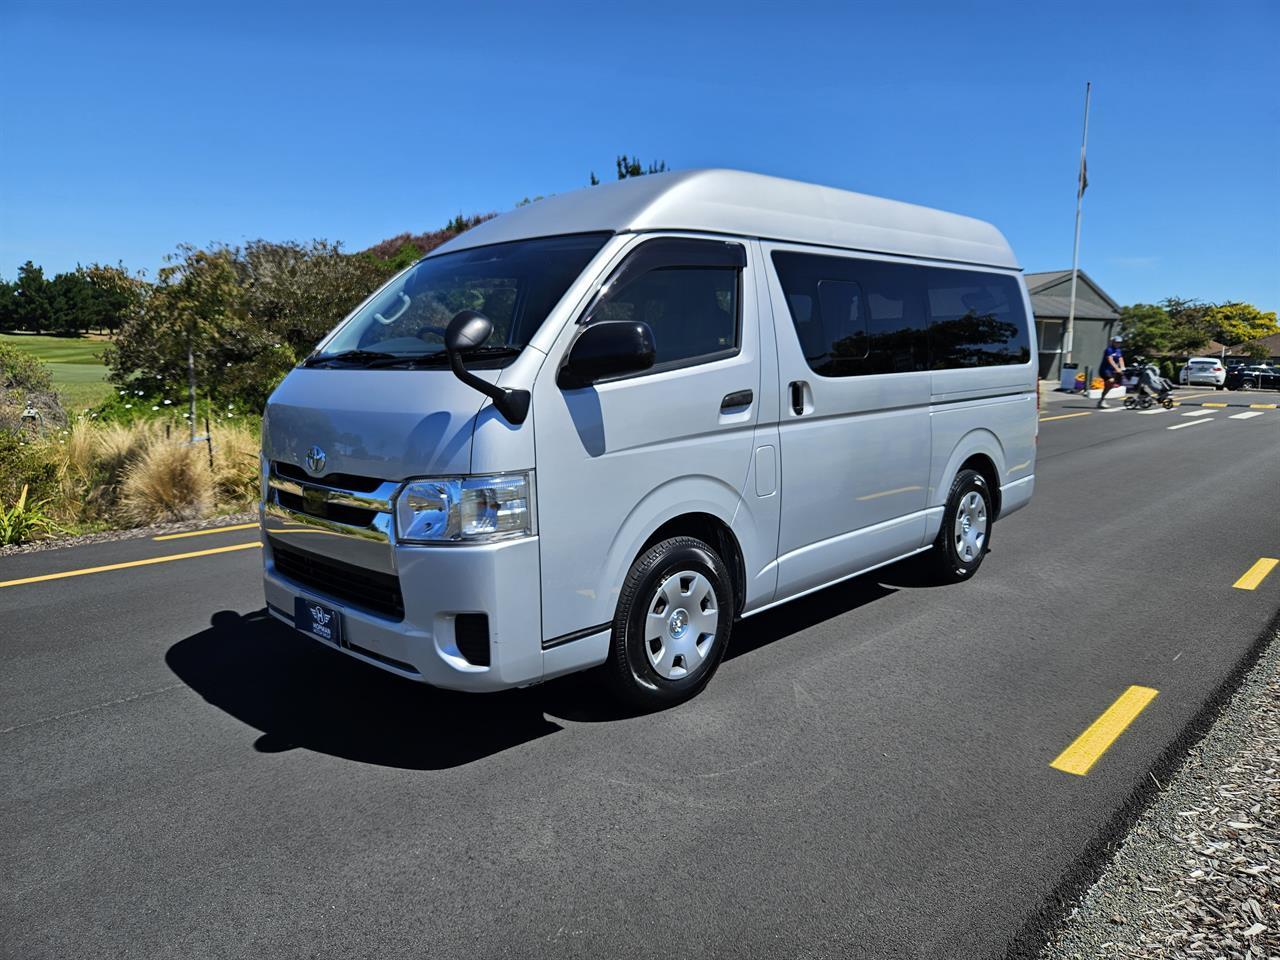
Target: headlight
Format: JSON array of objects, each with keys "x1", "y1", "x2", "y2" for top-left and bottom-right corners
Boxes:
[{"x1": 395, "y1": 473, "x2": 534, "y2": 544}]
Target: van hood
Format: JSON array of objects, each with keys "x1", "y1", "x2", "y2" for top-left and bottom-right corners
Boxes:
[{"x1": 263, "y1": 368, "x2": 490, "y2": 482}]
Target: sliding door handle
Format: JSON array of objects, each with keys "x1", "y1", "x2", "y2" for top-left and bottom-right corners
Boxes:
[
  {"x1": 720, "y1": 389, "x2": 753, "y2": 412},
  {"x1": 789, "y1": 380, "x2": 807, "y2": 415}
]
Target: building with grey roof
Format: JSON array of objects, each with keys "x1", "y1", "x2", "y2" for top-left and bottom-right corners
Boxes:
[{"x1": 1025, "y1": 270, "x2": 1121, "y2": 381}]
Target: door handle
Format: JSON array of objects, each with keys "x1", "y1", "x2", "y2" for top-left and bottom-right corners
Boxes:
[
  {"x1": 720, "y1": 389, "x2": 753, "y2": 412},
  {"x1": 789, "y1": 380, "x2": 807, "y2": 415}
]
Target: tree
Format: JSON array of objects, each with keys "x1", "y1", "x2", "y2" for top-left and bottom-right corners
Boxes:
[
  {"x1": 80, "y1": 263, "x2": 147, "y2": 335},
  {"x1": 1118, "y1": 303, "x2": 1175, "y2": 357},
  {"x1": 0, "y1": 278, "x2": 16, "y2": 331},
  {"x1": 1158, "y1": 297, "x2": 1217, "y2": 354},
  {"x1": 106, "y1": 245, "x2": 247, "y2": 418},
  {"x1": 12, "y1": 262, "x2": 53, "y2": 335},
  {"x1": 1205, "y1": 302, "x2": 1278, "y2": 357},
  {"x1": 48, "y1": 271, "x2": 94, "y2": 336},
  {"x1": 614, "y1": 155, "x2": 667, "y2": 180}
]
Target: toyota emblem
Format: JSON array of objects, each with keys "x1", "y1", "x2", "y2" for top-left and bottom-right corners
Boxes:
[{"x1": 304, "y1": 446, "x2": 327, "y2": 475}]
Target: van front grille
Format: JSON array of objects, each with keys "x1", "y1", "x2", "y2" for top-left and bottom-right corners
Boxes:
[
  {"x1": 272, "y1": 461, "x2": 385, "y2": 493},
  {"x1": 269, "y1": 536, "x2": 405, "y2": 620},
  {"x1": 275, "y1": 489, "x2": 378, "y2": 528}
]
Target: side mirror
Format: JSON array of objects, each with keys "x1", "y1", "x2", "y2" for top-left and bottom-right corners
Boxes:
[
  {"x1": 443, "y1": 310, "x2": 530, "y2": 425},
  {"x1": 445, "y1": 309, "x2": 493, "y2": 352},
  {"x1": 558, "y1": 321, "x2": 656, "y2": 389}
]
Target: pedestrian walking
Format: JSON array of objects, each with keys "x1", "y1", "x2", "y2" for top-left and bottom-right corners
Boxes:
[{"x1": 1098, "y1": 335, "x2": 1126, "y2": 408}]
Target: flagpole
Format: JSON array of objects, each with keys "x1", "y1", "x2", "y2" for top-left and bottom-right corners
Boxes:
[{"x1": 1063, "y1": 80, "x2": 1091, "y2": 367}]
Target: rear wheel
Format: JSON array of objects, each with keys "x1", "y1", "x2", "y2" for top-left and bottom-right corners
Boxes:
[
  {"x1": 606, "y1": 536, "x2": 733, "y2": 709},
  {"x1": 1242, "y1": 379, "x2": 1256, "y2": 391},
  {"x1": 922, "y1": 469, "x2": 992, "y2": 584}
]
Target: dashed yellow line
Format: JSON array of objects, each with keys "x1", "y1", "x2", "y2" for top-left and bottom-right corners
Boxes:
[
  {"x1": 1039, "y1": 412, "x2": 1093, "y2": 423},
  {"x1": 1201, "y1": 402, "x2": 1228, "y2": 408},
  {"x1": 1250, "y1": 403, "x2": 1277, "y2": 409},
  {"x1": 1233, "y1": 558, "x2": 1279, "y2": 591},
  {"x1": 1051, "y1": 685, "x2": 1159, "y2": 776},
  {"x1": 0, "y1": 542, "x2": 262, "y2": 590},
  {"x1": 153, "y1": 522, "x2": 259, "y2": 541}
]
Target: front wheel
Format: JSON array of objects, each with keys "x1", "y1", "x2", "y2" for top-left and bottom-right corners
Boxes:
[
  {"x1": 1242, "y1": 379, "x2": 1256, "y2": 391},
  {"x1": 922, "y1": 469, "x2": 992, "y2": 584},
  {"x1": 605, "y1": 536, "x2": 734, "y2": 709}
]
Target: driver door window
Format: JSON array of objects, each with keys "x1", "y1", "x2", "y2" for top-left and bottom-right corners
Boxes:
[{"x1": 585, "y1": 237, "x2": 745, "y2": 374}]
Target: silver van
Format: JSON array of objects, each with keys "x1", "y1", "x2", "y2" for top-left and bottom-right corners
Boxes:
[{"x1": 260, "y1": 170, "x2": 1037, "y2": 707}]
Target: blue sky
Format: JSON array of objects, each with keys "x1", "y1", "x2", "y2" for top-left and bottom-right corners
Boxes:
[{"x1": 2, "y1": 0, "x2": 1277, "y2": 311}]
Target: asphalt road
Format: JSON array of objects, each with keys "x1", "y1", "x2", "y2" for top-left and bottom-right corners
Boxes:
[{"x1": 3, "y1": 391, "x2": 1278, "y2": 960}]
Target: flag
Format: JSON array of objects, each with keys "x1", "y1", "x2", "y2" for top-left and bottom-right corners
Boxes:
[{"x1": 1078, "y1": 153, "x2": 1088, "y2": 198}]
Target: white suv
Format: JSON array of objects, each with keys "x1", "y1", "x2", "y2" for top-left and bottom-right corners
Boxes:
[{"x1": 1180, "y1": 357, "x2": 1226, "y2": 388}]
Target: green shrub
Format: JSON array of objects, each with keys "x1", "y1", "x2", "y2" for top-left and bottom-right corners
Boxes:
[
  {"x1": 0, "y1": 430, "x2": 58, "y2": 505},
  {"x1": 1, "y1": 343, "x2": 65, "y2": 433},
  {"x1": 0, "y1": 484, "x2": 63, "y2": 545},
  {"x1": 0, "y1": 343, "x2": 54, "y2": 393}
]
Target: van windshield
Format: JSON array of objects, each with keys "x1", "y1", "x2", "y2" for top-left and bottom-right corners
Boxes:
[{"x1": 312, "y1": 233, "x2": 610, "y2": 366}]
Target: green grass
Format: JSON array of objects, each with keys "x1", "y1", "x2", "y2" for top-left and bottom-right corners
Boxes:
[{"x1": 0, "y1": 332, "x2": 114, "y2": 408}]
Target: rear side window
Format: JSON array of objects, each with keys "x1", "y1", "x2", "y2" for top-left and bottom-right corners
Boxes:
[
  {"x1": 587, "y1": 237, "x2": 744, "y2": 370},
  {"x1": 924, "y1": 268, "x2": 1031, "y2": 368},
  {"x1": 772, "y1": 251, "x2": 1029, "y2": 375},
  {"x1": 771, "y1": 252, "x2": 928, "y2": 376}
]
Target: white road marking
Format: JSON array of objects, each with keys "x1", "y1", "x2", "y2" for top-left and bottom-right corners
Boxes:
[
  {"x1": 1168, "y1": 418, "x2": 1214, "y2": 430},
  {"x1": 1096, "y1": 405, "x2": 1125, "y2": 412},
  {"x1": 1229, "y1": 411, "x2": 1265, "y2": 420},
  {"x1": 1181, "y1": 409, "x2": 1214, "y2": 417},
  {"x1": 1137, "y1": 408, "x2": 1166, "y2": 415}
]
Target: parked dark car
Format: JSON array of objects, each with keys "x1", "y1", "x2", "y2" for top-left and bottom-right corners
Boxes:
[{"x1": 1225, "y1": 363, "x2": 1280, "y2": 391}]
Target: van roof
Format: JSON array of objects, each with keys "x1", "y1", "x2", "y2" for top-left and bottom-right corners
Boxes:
[{"x1": 429, "y1": 169, "x2": 1019, "y2": 270}]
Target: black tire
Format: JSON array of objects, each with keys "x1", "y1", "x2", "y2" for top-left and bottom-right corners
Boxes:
[
  {"x1": 1242, "y1": 379, "x2": 1255, "y2": 391},
  {"x1": 922, "y1": 469, "x2": 993, "y2": 584},
  {"x1": 605, "y1": 536, "x2": 733, "y2": 709}
]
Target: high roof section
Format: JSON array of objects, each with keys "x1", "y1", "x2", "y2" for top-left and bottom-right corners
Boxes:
[{"x1": 430, "y1": 169, "x2": 1019, "y2": 270}]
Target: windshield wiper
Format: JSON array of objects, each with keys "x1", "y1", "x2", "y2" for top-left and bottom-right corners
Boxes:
[
  {"x1": 305, "y1": 345, "x2": 521, "y2": 370},
  {"x1": 362, "y1": 346, "x2": 522, "y2": 368},
  {"x1": 303, "y1": 349, "x2": 400, "y2": 368}
]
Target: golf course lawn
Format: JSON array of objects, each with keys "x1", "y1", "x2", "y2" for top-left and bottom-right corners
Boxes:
[{"x1": 1, "y1": 332, "x2": 114, "y2": 408}]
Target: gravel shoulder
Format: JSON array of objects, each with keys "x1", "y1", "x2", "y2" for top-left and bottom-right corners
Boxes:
[
  {"x1": 1040, "y1": 625, "x2": 1279, "y2": 959},
  {"x1": 0, "y1": 510, "x2": 258, "y2": 558}
]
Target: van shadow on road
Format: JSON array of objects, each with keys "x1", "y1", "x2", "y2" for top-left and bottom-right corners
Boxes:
[
  {"x1": 165, "y1": 610, "x2": 564, "y2": 771},
  {"x1": 165, "y1": 556, "x2": 935, "y2": 769}
]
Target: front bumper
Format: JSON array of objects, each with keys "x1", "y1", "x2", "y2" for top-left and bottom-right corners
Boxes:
[{"x1": 263, "y1": 530, "x2": 544, "y2": 692}]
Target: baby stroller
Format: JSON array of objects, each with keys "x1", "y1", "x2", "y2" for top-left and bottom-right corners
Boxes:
[{"x1": 1124, "y1": 363, "x2": 1176, "y2": 409}]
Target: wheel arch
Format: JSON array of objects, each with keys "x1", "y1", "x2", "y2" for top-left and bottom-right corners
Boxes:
[
  {"x1": 597, "y1": 476, "x2": 750, "y2": 623},
  {"x1": 641, "y1": 513, "x2": 747, "y2": 617},
  {"x1": 933, "y1": 429, "x2": 1006, "y2": 519}
]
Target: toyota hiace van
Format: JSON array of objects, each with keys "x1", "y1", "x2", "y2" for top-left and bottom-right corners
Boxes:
[{"x1": 261, "y1": 170, "x2": 1037, "y2": 707}]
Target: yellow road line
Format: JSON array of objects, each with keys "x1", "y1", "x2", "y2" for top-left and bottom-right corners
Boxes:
[
  {"x1": 1039, "y1": 412, "x2": 1092, "y2": 422},
  {"x1": 153, "y1": 522, "x2": 259, "y2": 541},
  {"x1": 0, "y1": 542, "x2": 261, "y2": 590},
  {"x1": 1250, "y1": 403, "x2": 1277, "y2": 409},
  {"x1": 1233, "y1": 557, "x2": 1279, "y2": 591},
  {"x1": 1201, "y1": 402, "x2": 1228, "y2": 408},
  {"x1": 1050, "y1": 685, "x2": 1159, "y2": 776}
]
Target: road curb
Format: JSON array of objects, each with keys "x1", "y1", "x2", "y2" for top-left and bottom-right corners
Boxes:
[{"x1": 1004, "y1": 606, "x2": 1280, "y2": 960}]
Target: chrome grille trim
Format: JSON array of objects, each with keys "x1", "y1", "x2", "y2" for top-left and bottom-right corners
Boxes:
[{"x1": 262, "y1": 463, "x2": 399, "y2": 574}]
